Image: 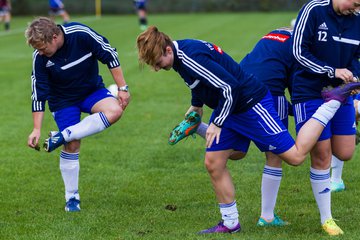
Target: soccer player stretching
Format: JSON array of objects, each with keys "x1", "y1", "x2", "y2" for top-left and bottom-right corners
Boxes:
[{"x1": 25, "y1": 17, "x2": 130, "y2": 212}]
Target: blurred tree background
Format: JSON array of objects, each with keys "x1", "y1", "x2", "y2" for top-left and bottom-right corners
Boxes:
[{"x1": 11, "y1": 0, "x2": 307, "y2": 15}]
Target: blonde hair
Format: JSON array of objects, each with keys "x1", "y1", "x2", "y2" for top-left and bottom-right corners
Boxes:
[
  {"x1": 25, "y1": 17, "x2": 61, "y2": 48},
  {"x1": 136, "y1": 26, "x2": 173, "y2": 68}
]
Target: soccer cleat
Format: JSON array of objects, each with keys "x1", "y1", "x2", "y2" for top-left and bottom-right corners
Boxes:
[
  {"x1": 65, "y1": 197, "x2": 81, "y2": 212},
  {"x1": 256, "y1": 214, "x2": 289, "y2": 227},
  {"x1": 330, "y1": 180, "x2": 345, "y2": 192},
  {"x1": 321, "y1": 82, "x2": 360, "y2": 104},
  {"x1": 322, "y1": 218, "x2": 344, "y2": 236},
  {"x1": 198, "y1": 220, "x2": 241, "y2": 234},
  {"x1": 43, "y1": 131, "x2": 65, "y2": 152},
  {"x1": 168, "y1": 111, "x2": 201, "y2": 145}
]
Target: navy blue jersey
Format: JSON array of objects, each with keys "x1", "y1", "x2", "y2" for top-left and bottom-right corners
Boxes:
[
  {"x1": 31, "y1": 22, "x2": 120, "y2": 112},
  {"x1": 172, "y1": 39, "x2": 268, "y2": 127},
  {"x1": 240, "y1": 28, "x2": 295, "y2": 96},
  {"x1": 292, "y1": 0, "x2": 360, "y2": 103}
]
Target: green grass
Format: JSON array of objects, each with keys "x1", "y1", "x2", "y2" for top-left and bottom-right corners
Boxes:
[{"x1": 0, "y1": 13, "x2": 359, "y2": 240}]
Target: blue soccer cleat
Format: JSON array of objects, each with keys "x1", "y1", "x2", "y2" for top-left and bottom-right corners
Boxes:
[
  {"x1": 43, "y1": 131, "x2": 65, "y2": 152},
  {"x1": 65, "y1": 197, "x2": 81, "y2": 212},
  {"x1": 321, "y1": 82, "x2": 360, "y2": 104},
  {"x1": 198, "y1": 220, "x2": 241, "y2": 234},
  {"x1": 168, "y1": 111, "x2": 201, "y2": 145},
  {"x1": 257, "y1": 214, "x2": 289, "y2": 227}
]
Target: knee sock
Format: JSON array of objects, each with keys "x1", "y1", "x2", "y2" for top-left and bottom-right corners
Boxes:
[
  {"x1": 62, "y1": 112, "x2": 110, "y2": 142},
  {"x1": 219, "y1": 201, "x2": 239, "y2": 229},
  {"x1": 60, "y1": 151, "x2": 80, "y2": 201},
  {"x1": 310, "y1": 167, "x2": 332, "y2": 224},
  {"x1": 312, "y1": 100, "x2": 341, "y2": 126},
  {"x1": 331, "y1": 155, "x2": 344, "y2": 183},
  {"x1": 196, "y1": 122, "x2": 208, "y2": 139},
  {"x1": 261, "y1": 165, "x2": 282, "y2": 220}
]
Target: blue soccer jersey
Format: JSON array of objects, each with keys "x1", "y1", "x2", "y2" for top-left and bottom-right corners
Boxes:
[
  {"x1": 30, "y1": 22, "x2": 120, "y2": 113},
  {"x1": 171, "y1": 39, "x2": 268, "y2": 127},
  {"x1": 292, "y1": 0, "x2": 360, "y2": 103},
  {"x1": 49, "y1": 0, "x2": 64, "y2": 9},
  {"x1": 240, "y1": 28, "x2": 295, "y2": 96}
]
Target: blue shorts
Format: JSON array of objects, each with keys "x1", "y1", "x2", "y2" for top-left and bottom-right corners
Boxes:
[
  {"x1": 207, "y1": 91, "x2": 295, "y2": 154},
  {"x1": 293, "y1": 97, "x2": 356, "y2": 141},
  {"x1": 134, "y1": 0, "x2": 147, "y2": 10},
  {"x1": 354, "y1": 94, "x2": 360, "y2": 101},
  {"x1": 272, "y1": 95, "x2": 289, "y2": 129},
  {"x1": 52, "y1": 88, "x2": 114, "y2": 131}
]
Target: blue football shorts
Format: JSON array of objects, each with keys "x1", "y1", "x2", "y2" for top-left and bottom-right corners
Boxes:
[
  {"x1": 207, "y1": 91, "x2": 295, "y2": 154},
  {"x1": 293, "y1": 97, "x2": 356, "y2": 141},
  {"x1": 272, "y1": 95, "x2": 289, "y2": 128},
  {"x1": 134, "y1": 0, "x2": 146, "y2": 10},
  {"x1": 52, "y1": 88, "x2": 114, "y2": 131}
]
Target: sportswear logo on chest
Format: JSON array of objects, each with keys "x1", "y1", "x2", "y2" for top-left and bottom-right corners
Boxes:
[
  {"x1": 318, "y1": 22, "x2": 328, "y2": 30},
  {"x1": 46, "y1": 60, "x2": 55, "y2": 68}
]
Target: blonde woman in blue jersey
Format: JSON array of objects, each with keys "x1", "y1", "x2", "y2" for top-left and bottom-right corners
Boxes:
[
  {"x1": 292, "y1": 0, "x2": 360, "y2": 235},
  {"x1": 25, "y1": 17, "x2": 130, "y2": 212},
  {"x1": 137, "y1": 26, "x2": 360, "y2": 235}
]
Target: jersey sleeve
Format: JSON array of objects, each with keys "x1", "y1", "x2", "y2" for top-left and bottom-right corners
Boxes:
[
  {"x1": 81, "y1": 27, "x2": 120, "y2": 69},
  {"x1": 185, "y1": 53, "x2": 240, "y2": 127},
  {"x1": 292, "y1": 6, "x2": 335, "y2": 78},
  {"x1": 31, "y1": 51, "x2": 49, "y2": 112}
]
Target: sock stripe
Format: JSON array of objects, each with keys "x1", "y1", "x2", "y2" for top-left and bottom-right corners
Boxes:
[
  {"x1": 219, "y1": 201, "x2": 236, "y2": 208},
  {"x1": 263, "y1": 168, "x2": 282, "y2": 177},
  {"x1": 310, "y1": 171, "x2": 330, "y2": 181},
  {"x1": 311, "y1": 116, "x2": 327, "y2": 127},
  {"x1": 99, "y1": 112, "x2": 111, "y2": 128},
  {"x1": 61, "y1": 151, "x2": 79, "y2": 160}
]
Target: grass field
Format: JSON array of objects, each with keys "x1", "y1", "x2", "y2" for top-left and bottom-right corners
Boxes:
[{"x1": 0, "y1": 13, "x2": 359, "y2": 240}]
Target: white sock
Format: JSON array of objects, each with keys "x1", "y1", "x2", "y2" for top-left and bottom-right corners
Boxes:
[
  {"x1": 261, "y1": 165, "x2": 282, "y2": 220},
  {"x1": 219, "y1": 201, "x2": 239, "y2": 229},
  {"x1": 196, "y1": 122, "x2": 208, "y2": 138},
  {"x1": 62, "y1": 112, "x2": 110, "y2": 142},
  {"x1": 331, "y1": 155, "x2": 344, "y2": 183},
  {"x1": 60, "y1": 151, "x2": 80, "y2": 202},
  {"x1": 310, "y1": 167, "x2": 332, "y2": 224},
  {"x1": 311, "y1": 100, "x2": 341, "y2": 126}
]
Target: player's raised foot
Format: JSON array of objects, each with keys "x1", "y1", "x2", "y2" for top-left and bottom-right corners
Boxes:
[
  {"x1": 168, "y1": 111, "x2": 201, "y2": 145},
  {"x1": 257, "y1": 214, "x2": 289, "y2": 227},
  {"x1": 43, "y1": 131, "x2": 65, "y2": 152},
  {"x1": 330, "y1": 180, "x2": 345, "y2": 192},
  {"x1": 198, "y1": 220, "x2": 241, "y2": 234},
  {"x1": 65, "y1": 197, "x2": 81, "y2": 212},
  {"x1": 322, "y1": 218, "x2": 344, "y2": 236},
  {"x1": 321, "y1": 82, "x2": 360, "y2": 103}
]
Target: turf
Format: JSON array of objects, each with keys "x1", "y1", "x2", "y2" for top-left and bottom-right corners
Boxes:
[{"x1": 0, "y1": 13, "x2": 359, "y2": 240}]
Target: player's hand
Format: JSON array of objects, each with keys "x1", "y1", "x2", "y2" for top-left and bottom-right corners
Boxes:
[
  {"x1": 206, "y1": 123, "x2": 221, "y2": 148},
  {"x1": 28, "y1": 129, "x2": 41, "y2": 151},
  {"x1": 185, "y1": 106, "x2": 203, "y2": 117},
  {"x1": 335, "y1": 68, "x2": 354, "y2": 83},
  {"x1": 118, "y1": 91, "x2": 131, "y2": 110}
]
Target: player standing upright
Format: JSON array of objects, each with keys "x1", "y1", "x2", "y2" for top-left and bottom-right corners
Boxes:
[
  {"x1": 25, "y1": 17, "x2": 130, "y2": 212},
  {"x1": 0, "y1": 0, "x2": 11, "y2": 31},
  {"x1": 48, "y1": 0, "x2": 70, "y2": 24},
  {"x1": 134, "y1": 0, "x2": 148, "y2": 31},
  {"x1": 292, "y1": 0, "x2": 360, "y2": 235}
]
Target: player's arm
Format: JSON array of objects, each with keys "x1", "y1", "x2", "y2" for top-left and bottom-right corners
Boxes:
[
  {"x1": 109, "y1": 66, "x2": 130, "y2": 110},
  {"x1": 28, "y1": 52, "x2": 49, "y2": 150},
  {"x1": 292, "y1": 7, "x2": 336, "y2": 78}
]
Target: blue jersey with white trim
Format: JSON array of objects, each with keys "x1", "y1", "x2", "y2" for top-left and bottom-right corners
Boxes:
[
  {"x1": 292, "y1": 0, "x2": 360, "y2": 103},
  {"x1": 31, "y1": 22, "x2": 120, "y2": 112},
  {"x1": 172, "y1": 39, "x2": 268, "y2": 127},
  {"x1": 240, "y1": 28, "x2": 294, "y2": 96}
]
